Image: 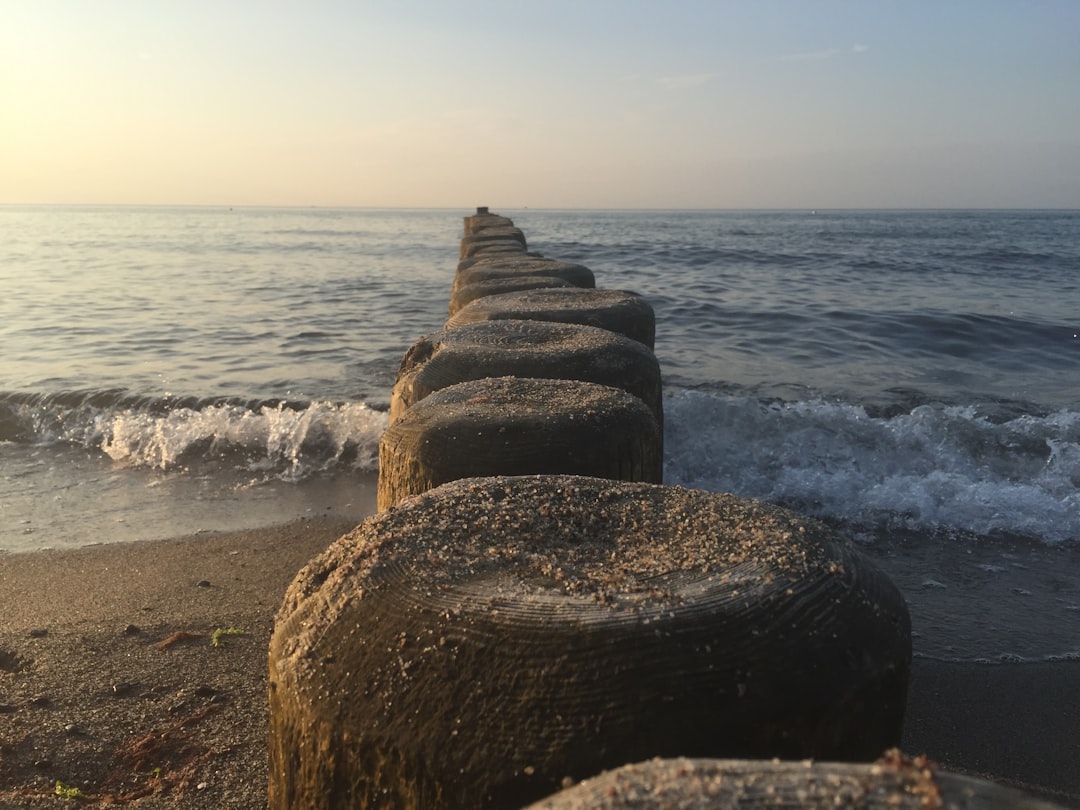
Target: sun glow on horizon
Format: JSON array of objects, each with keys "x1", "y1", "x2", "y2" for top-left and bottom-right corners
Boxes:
[{"x1": 2, "y1": 1, "x2": 1078, "y2": 209}]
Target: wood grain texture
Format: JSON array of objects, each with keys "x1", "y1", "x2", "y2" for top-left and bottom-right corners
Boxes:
[
  {"x1": 377, "y1": 377, "x2": 662, "y2": 509},
  {"x1": 452, "y1": 258, "x2": 597, "y2": 296},
  {"x1": 388, "y1": 320, "x2": 663, "y2": 429},
  {"x1": 268, "y1": 476, "x2": 911, "y2": 809},
  {"x1": 446, "y1": 288, "x2": 656, "y2": 349}
]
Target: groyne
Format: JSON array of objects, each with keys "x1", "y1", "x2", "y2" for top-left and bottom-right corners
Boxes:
[{"x1": 266, "y1": 210, "x2": 1061, "y2": 808}]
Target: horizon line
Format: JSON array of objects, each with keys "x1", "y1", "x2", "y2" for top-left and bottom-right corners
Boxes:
[{"x1": 2, "y1": 203, "x2": 1079, "y2": 213}]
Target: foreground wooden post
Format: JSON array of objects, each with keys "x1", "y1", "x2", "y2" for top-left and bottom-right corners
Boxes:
[{"x1": 268, "y1": 476, "x2": 912, "y2": 809}]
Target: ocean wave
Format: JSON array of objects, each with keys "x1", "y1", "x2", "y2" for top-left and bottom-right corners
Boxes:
[
  {"x1": 663, "y1": 390, "x2": 1080, "y2": 544},
  {"x1": 0, "y1": 389, "x2": 386, "y2": 480}
]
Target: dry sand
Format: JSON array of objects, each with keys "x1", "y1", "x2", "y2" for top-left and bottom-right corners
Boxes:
[{"x1": 1, "y1": 519, "x2": 1078, "y2": 808}]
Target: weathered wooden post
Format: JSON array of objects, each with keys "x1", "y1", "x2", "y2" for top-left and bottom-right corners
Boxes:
[
  {"x1": 269, "y1": 476, "x2": 912, "y2": 809},
  {"x1": 388, "y1": 320, "x2": 663, "y2": 428},
  {"x1": 446, "y1": 287, "x2": 656, "y2": 349},
  {"x1": 378, "y1": 377, "x2": 662, "y2": 509}
]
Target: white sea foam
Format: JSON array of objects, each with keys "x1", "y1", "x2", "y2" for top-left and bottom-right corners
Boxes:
[
  {"x1": 93, "y1": 400, "x2": 387, "y2": 479},
  {"x1": 663, "y1": 390, "x2": 1080, "y2": 544}
]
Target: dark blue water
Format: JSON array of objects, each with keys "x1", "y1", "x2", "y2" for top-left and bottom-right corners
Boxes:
[{"x1": 2, "y1": 206, "x2": 1078, "y2": 661}]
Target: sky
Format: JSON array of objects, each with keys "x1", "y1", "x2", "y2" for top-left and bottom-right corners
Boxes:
[{"x1": 2, "y1": 0, "x2": 1079, "y2": 209}]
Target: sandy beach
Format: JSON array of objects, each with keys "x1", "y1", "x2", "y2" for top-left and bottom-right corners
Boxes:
[
  {"x1": 0, "y1": 518, "x2": 355, "y2": 809},
  {"x1": 1, "y1": 520, "x2": 1078, "y2": 808}
]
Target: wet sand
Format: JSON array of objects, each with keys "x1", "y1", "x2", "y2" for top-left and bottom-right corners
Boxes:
[{"x1": 0, "y1": 517, "x2": 356, "y2": 809}]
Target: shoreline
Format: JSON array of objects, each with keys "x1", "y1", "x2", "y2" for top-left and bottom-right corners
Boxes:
[{"x1": 1, "y1": 521, "x2": 1078, "y2": 808}]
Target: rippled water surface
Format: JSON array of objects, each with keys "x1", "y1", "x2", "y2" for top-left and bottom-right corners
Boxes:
[{"x1": 1, "y1": 206, "x2": 461, "y2": 401}]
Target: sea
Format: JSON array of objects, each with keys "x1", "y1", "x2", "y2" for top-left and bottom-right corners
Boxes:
[{"x1": 1, "y1": 205, "x2": 1078, "y2": 664}]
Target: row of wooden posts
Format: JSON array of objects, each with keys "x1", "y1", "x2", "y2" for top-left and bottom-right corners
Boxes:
[
  {"x1": 378, "y1": 207, "x2": 665, "y2": 510},
  {"x1": 266, "y1": 210, "x2": 1056, "y2": 808}
]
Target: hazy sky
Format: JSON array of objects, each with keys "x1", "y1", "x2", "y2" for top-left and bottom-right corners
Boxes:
[{"x1": 3, "y1": 1, "x2": 1078, "y2": 208}]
